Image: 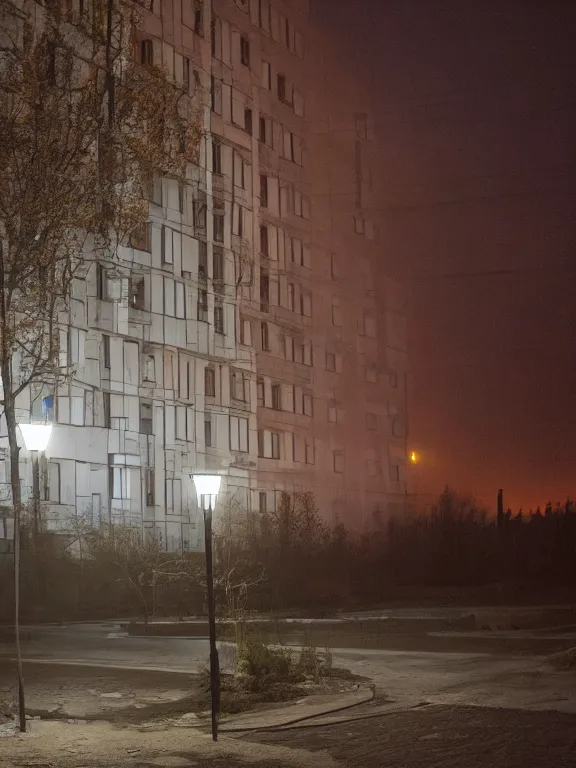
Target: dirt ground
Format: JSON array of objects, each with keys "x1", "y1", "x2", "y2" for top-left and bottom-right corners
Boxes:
[{"x1": 246, "y1": 704, "x2": 576, "y2": 767}]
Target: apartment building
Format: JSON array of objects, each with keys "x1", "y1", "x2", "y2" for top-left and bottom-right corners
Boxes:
[{"x1": 0, "y1": 0, "x2": 407, "y2": 546}]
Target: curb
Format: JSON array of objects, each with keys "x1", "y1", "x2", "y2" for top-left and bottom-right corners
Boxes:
[
  {"x1": 2, "y1": 658, "x2": 198, "y2": 675},
  {"x1": 219, "y1": 686, "x2": 375, "y2": 733}
]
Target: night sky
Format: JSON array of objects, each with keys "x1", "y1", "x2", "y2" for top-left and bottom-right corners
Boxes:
[{"x1": 313, "y1": 0, "x2": 576, "y2": 512}]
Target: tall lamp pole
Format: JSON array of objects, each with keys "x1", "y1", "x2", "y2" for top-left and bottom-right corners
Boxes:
[
  {"x1": 17, "y1": 422, "x2": 53, "y2": 732},
  {"x1": 192, "y1": 473, "x2": 222, "y2": 742}
]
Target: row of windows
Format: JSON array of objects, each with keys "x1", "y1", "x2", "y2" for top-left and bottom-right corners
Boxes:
[
  {"x1": 256, "y1": 379, "x2": 313, "y2": 416},
  {"x1": 257, "y1": 0, "x2": 304, "y2": 59}
]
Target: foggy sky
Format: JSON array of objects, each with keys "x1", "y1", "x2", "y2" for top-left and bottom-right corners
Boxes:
[{"x1": 313, "y1": 0, "x2": 576, "y2": 511}]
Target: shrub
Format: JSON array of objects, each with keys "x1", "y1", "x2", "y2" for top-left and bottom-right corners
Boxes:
[{"x1": 237, "y1": 641, "x2": 294, "y2": 683}]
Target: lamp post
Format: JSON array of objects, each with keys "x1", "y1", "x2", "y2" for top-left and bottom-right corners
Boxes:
[
  {"x1": 19, "y1": 423, "x2": 53, "y2": 544},
  {"x1": 192, "y1": 473, "x2": 222, "y2": 742}
]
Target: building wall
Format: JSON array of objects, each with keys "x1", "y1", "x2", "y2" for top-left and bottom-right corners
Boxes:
[{"x1": 0, "y1": 0, "x2": 407, "y2": 546}]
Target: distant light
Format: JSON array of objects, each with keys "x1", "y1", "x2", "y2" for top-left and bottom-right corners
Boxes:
[
  {"x1": 19, "y1": 423, "x2": 53, "y2": 452},
  {"x1": 193, "y1": 474, "x2": 222, "y2": 497},
  {"x1": 409, "y1": 451, "x2": 419, "y2": 464}
]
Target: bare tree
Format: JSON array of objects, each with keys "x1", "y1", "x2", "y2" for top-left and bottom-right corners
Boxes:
[{"x1": 0, "y1": 0, "x2": 200, "y2": 730}]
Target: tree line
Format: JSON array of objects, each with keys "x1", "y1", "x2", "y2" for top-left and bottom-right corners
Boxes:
[{"x1": 2, "y1": 487, "x2": 576, "y2": 623}]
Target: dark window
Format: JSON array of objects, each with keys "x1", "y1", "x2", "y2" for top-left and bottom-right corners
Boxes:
[
  {"x1": 197, "y1": 289, "x2": 208, "y2": 321},
  {"x1": 259, "y1": 491, "x2": 267, "y2": 514},
  {"x1": 194, "y1": 2, "x2": 203, "y2": 35},
  {"x1": 271, "y1": 432, "x2": 280, "y2": 459},
  {"x1": 261, "y1": 321, "x2": 269, "y2": 351},
  {"x1": 145, "y1": 468, "x2": 154, "y2": 505},
  {"x1": 260, "y1": 225, "x2": 269, "y2": 256},
  {"x1": 257, "y1": 377, "x2": 265, "y2": 406},
  {"x1": 259, "y1": 116, "x2": 266, "y2": 143},
  {"x1": 213, "y1": 214, "x2": 224, "y2": 243},
  {"x1": 214, "y1": 302, "x2": 224, "y2": 334},
  {"x1": 213, "y1": 247, "x2": 224, "y2": 281},
  {"x1": 140, "y1": 39, "x2": 153, "y2": 66},
  {"x1": 97, "y1": 263, "x2": 109, "y2": 300},
  {"x1": 277, "y1": 74, "x2": 286, "y2": 101},
  {"x1": 198, "y1": 241, "x2": 207, "y2": 278},
  {"x1": 103, "y1": 391, "x2": 111, "y2": 428},
  {"x1": 271, "y1": 384, "x2": 281, "y2": 410},
  {"x1": 204, "y1": 415, "x2": 212, "y2": 447},
  {"x1": 213, "y1": 141, "x2": 222, "y2": 174},
  {"x1": 260, "y1": 175, "x2": 268, "y2": 207},
  {"x1": 244, "y1": 108, "x2": 253, "y2": 135},
  {"x1": 130, "y1": 223, "x2": 150, "y2": 252},
  {"x1": 140, "y1": 401, "x2": 153, "y2": 434},
  {"x1": 102, "y1": 335, "x2": 111, "y2": 369},
  {"x1": 129, "y1": 275, "x2": 145, "y2": 310},
  {"x1": 183, "y1": 57, "x2": 190, "y2": 91},
  {"x1": 205, "y1": 366, "x2": 215, "y2": 397},
  {"x1": 240, "y1": 36, "x2": 250, "y2": 66},
  {"x1": 260, "y1": 271, "x2": 269, "y2": 311}
]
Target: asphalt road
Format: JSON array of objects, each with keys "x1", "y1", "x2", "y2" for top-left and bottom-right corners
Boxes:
[{"x1": 1, "y1": 622, "x2": 575, "y2": 713}]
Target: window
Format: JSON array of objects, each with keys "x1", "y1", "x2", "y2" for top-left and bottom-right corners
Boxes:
[
  {"x1": 140, "y1": 401, "x2": 153, "y2": 434},
  {"x1": 211, "y1": 75, "x2": 222, "y2": 114},
  {"x1": 230, "y1": 370, "x2": 248, "y2": 402},
  {"x1": 102, "y1": 335, "x2": 110, "y2": 369},
  {"x1": 239, "y1": 317, "x2": 252, "y2": 346},
  {"x1": 197, "y1": 289, "x2": 208, "y2": 321},
  {"x1": 48, "y1": 462, "x2": 60, "y2": 503},
  {"x1": 143, "y1": 354, "x2": 156, "y2": 382},
  {"x1": 213, "y1": 213, "x2": 224, "y2": 243},
  {"x1": 198, "y1": 241, "x2": 207, "y2": 278},
  {"x1": 214, "y1": 302, "x2": 224, "y2": 334},
  {"x1": 257, "y1": 377, "x2": 264, "y2": 406},
  {"x1": 277, "y1": 73, "x2": 286, "y2": 101},
  {"x1": 300, "y1": 292, "x2": 312, "y2": 317},
  {"x1": 143, "y1": 468, "x2": 154, "y2": 506},
  {"x1": 328, "y1": 405, "x2": 337, "y2": 423},
  {"x1": 303, "y1": 393, "x2": 313, "y2": 417},
  {"x1": 333, "y1": 451, "x2": 344, "y2": 473},
  {"x1": 355, "y1": 112, "x2": 368, "y2": 140},
  {"x1": 305, "y1": 440, "x2": 315, "y2": 465},
  {"x1": 140, "y1": 39, "x2": 153, "y2": 66},
  {"x1": 96, "y1": 263, "x2": 110, "y2": 300},
  {"x1": 260, "y1": 175, "x2": 268, "y2": 207},
  {"x1": 197, "y1": 289, "x2": 208, "y2": 323},
  {"x1": 230, "y1": 416, "x2": 249, "y2": 452},
  {"x1": 391, "y1": 464, "x2": 401, "y2": 482},
  {"x1": 271, "y1": 384, "x2": 281, "y2": 410},
  {"x1": 259, "y1": 225, "x2": 269, "y2": 256},
  {"x1": 261, "y1": 321, "x2": 270, "y2": 351},
  {"x1": 110, "y1": 466, "x2": 130, "y2": 500},
  {"x1": 259, "y1": 116, "x2": 266, "y2": 142},
  {"x1": 204, "y1": 413, "x2": 213, "y2": 447},
  {"x1": 240, "y1": 36, "x2": 250, "y2": 66},
  {"x1": 213, "y1": 247, "x2": 224, "y2": 282},
  {"x1": 259, "y1": 491, "x2": 267, "y2": 514},
  {"x1": 260, "y1": 271, "x2": 269, "y2": 311},
  {"x1": 205, "y1": 366, "x2": 215, "y2": 397},
  {"x1": 193, "y1": 1, "x2": 203, "y2": 35},
  {"x1": 213, "y1": 141, "x2": 222, "y2": 174},
  {"x1": 103, "y1": 391, "x2": 111, "y2": 428},
  {"x1": 288, "y1": 283, "x2": 295, "y2": 311},
  {"x1": 183, "y1": 57, "x2": 190, "y2": 92},
  {"x1": 131, "y1": 223, "x2": 150, "y2": 252},
  {"x1": 271, "y1": 431, "x2": 280, "y2": 459},
  {"x1": 129, "y1": 275, "x2": 146, "y2": 310},
  {"x1": 244, "y1": 107, "x2": 253, "y2": 135},
  {"x1": 354, "y1": 215, "x2": 365, "y2": 235},
  {"x1": 262, "y1": 60, "x2": 271, "y2": 89},
  {"x1": 331, "y1": 298, "x2": 342, "y2": 326},
  {"x1": 390, "y1": 371, "x2": 399, "y2": 388},
  {"x1": 326, "y1": 352, "x2": 336, "y2": 372}
]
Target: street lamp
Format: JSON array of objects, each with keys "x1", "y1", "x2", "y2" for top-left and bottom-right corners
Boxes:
[
  {"x1": 192, "y1": 472, "x2": 222, "y2": 742},
  {"x1": 19, "y1": 423, "x2": 53, "y2": 542}
]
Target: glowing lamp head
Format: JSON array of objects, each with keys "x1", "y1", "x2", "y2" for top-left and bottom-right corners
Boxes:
[
  {"x1": 19, "y1": 423, "x2": 53, "y2": 452},
  {"x1": 409, "y1": 451, "x2": 419, "y2": 464},
  {"x1": 193, "y1": 474, "x2": 222, "y2": 510}
]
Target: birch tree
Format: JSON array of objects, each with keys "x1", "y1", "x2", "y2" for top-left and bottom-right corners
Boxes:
[{"x1": 0, "y1": 0, "x2": 200, "y2": 729}]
